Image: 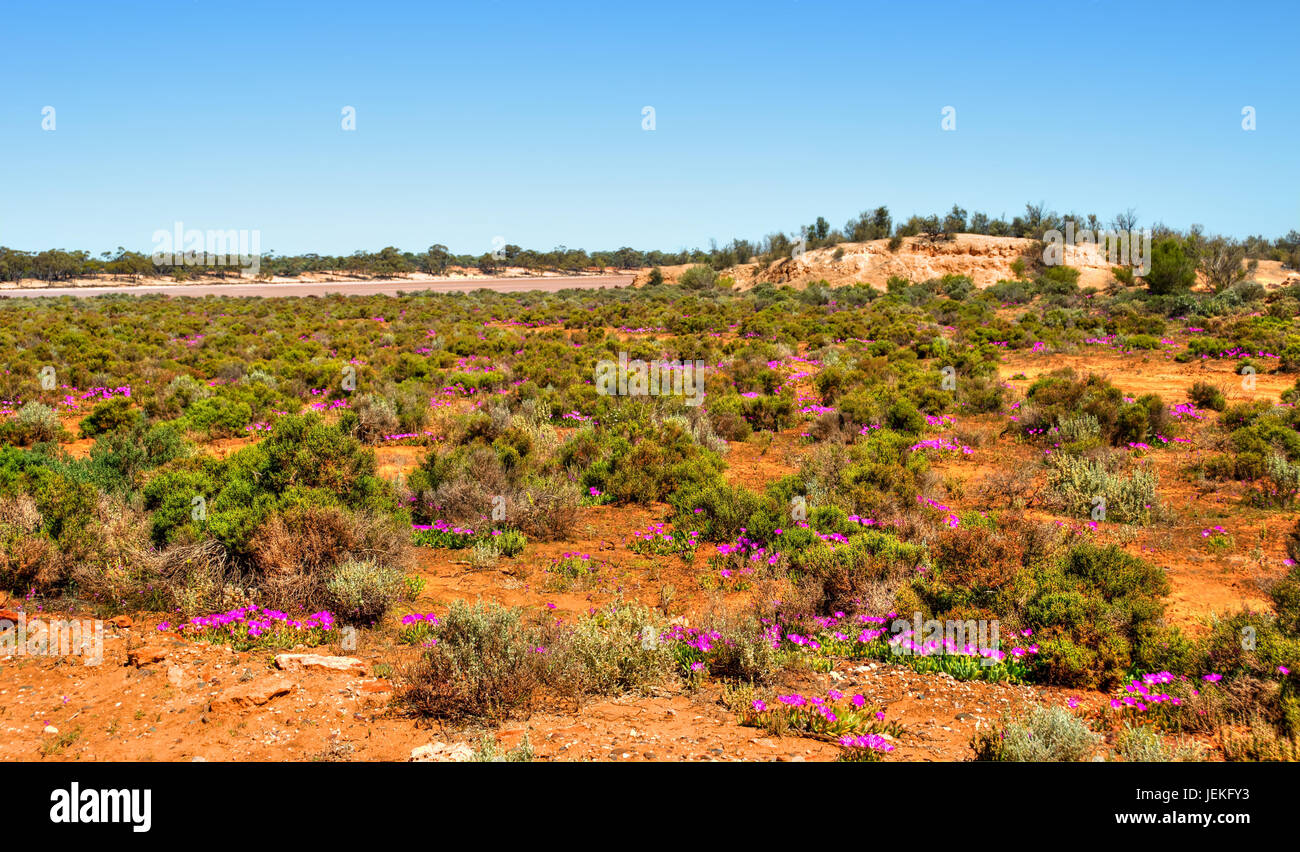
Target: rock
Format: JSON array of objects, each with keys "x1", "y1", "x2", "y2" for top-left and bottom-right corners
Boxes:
[
  {"x1": 43, "y1": 725, "x2": 59, "y2": 734},
  {"x1": 410, "y1": 742, "x2": 474, "y2": 762},
  {"x1": 108, "y1": 615, "x2": 132, "y2": 629},
  {"x1": 0, "y1": 609, "x2": 21, "y2": 623},
  {"x1": 211, "y1": 678, "x2": 296, "y2": 711},
  {"x1": 359, "y1": 680, "x2": 393, "y2": 694},
  {"x1": 127, "y1": 646, "x2": 169, "y2": 667},
  {"x1": 167, "y1": 665, "x2": 185, "y2": 687},
  {"x1": 274, "y1": 653, "x2": 366, "y2": 674}
]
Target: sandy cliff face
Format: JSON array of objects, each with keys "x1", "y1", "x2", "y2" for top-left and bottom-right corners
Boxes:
[{"x1": 635, "y1": 234, "x2": 1300, "y2": 292}]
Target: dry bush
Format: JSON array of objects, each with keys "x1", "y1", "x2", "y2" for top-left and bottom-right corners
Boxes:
[
  {"x1": 0, "y1": 532, "x2": 57, "y2": 593},
  {"x1": 891, "y1": 504, "x2": 944, "y2": 545},
  {"x1": 674, "y1": 407, "x2": 728, "y2": 455},
  {"x1": 59, "y1": 497, "x2": 241, "y2": 616},
  {"x1": 792, "y1": 560, "x2": 911, "y2": 623},
  {"x1": 427, "y1": 446, "x2": 509, "y2": 521},
  {"x1": 64, "y1": 497, "x2": 159, "y2": 609},
  {"x1": 137, "y1": 539, "x2": 239, "y2": 616},
  {"x1": 1222, "y1": 717, "x2": 1300, "y2": 762},
  {"x1": 508, "y1": 477, "x2": 580, "y2": 541},
  {"x1": 932, "y1": 526, "x2": 1023, "y2": 591},
  {"x1": 249, "y1": 506, "x2": 412, "y2": 611},
  {"x1": 711, "y1": 410, "x2": 752, "y2": 442},
  {"x1": 807, "y1": 412, "x2": 850, "y2": 444},
  {"x1": 997, "y1": 513, "x2": 1071, "y2": 568},
  {"x1": 802, "y1": 441, "x2": 851, "y2": 479},
  {"x1": 952, "y1": 421, "x2": 1000, "y2": 448},
  {"x1": 0, "y1": 495, "x2": 52, "y2": 592},
  {"x1": 0, "y1": 494, "x2": 42, "y2": 531},
  {"x1": 350, "y1": 393, "x2": 400, "y2": 444},
  {"x1": 978, "y1": 466, "x2": 1038, "y2": 509}
]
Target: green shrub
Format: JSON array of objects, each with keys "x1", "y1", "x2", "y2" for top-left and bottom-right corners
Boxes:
[
  {"x1": 1063, "y1": 543, "x2": 1169, "y2": 600},
  {"x1": 1116, "y1": 724, "x2": 1202, "y2": 762},
  {"x1": 494, "y1": 528, "x2": 527, "y2": 557},
  {"x1": 1044, "y1": 453, "x2": 1157, "y2": 524},
  {"x1": 5, "y1": 402, "x2": 63, "y2": 445},
  {"x1": 1144, "y1": 238, "x2": 1197, "y2": 295},
  {"x1": 323, "y1": 558, "x2": 406, "y2": 625},
  {"x1": 405, "y1": 600, "x2": 548, "y2": 720},
  {"x1": 1189, "y1": 381, "x2": 1227, "y2": 412},
  {"x1": 184, "y1": 396, "x2": 253, "y2": 437},
  {"x1": 561, "y1": 602, "x2": 672, "y2": 695},
  {"x1": 678, "y1": 265, "x2": 718, "y2": 290},
  {"x1": 973, "y1": 704, "x2": 1100, "y2": 761},
  {"x1": 79, "y1": 397, "x2": 139, "y2": 437}
]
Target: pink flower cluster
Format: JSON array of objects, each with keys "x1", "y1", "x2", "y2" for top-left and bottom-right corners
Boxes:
[
  {"x1": 839, "y1": 733, "x2": 894, "y2": 753},
  {"x1": 164, "y1": 606, "x2": 336, "y2": 646},
  {"x1": 910, "y1": 437, "x2": 973, "y2": 455}
]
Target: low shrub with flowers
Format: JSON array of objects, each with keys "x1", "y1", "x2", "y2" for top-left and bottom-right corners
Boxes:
[
  {"x1": 704, "y1": 529, "x2": 785, "y2": 590},
  {"x1": 909, "y1": 437, "x2": 973, "y2": 456},
  {"x1": 546, "y1": 552, "x2": 604, "y2": 590},
  {"x1": 778, "y1": 612, "x2": 1036, "y2": 683},
  {"x1": 580, "y1": 486, "x2": 611, "y2": 506},
  {"x1": 162, "y1": 606, "x2": 337, "y2": 650},
  {"x1": 740, "y1": 690, "x2": 903, "y2": 760},
  {"x1": 1201, "y1": 526, "x2": 1233, "y2": 554},
  {"x1": 629, "y1": 522, "x2": 699, "y2": 561},
  {"x1": 890, "y1": 627, "x2": 1036, "y2": 683},
  {"x1": 411, "y1": 521, "x2": 526, "y2": 555},
  {"x1": 411, "y1": 520, "x2": 479, "y2": 549},
  {"x1": 398, "y1": 612, "x2": 440, "y2": 645},
  {"x1": 1095, "y1": 670, "x2": 1273, "y2": 735},
  {"x1": 660, "y1": 621, "x2": 786, "y2": 683},
  {"x1": 838, "y1": 733, "x2": 897, "y2": 761}
]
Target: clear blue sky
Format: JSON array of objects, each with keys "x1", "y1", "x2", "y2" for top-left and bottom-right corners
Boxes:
[{"x1": 2, "y1": 0, "x2": 1297, "y2": 257}]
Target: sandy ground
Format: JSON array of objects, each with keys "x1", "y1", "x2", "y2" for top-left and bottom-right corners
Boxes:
[{"x1": 0, "y1": 275, "x2": 634, "y2": 299}]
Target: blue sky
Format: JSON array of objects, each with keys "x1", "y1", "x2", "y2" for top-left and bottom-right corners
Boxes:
[{"x1": 2, "y1": 0, "x2": 1297, "y2": 256}]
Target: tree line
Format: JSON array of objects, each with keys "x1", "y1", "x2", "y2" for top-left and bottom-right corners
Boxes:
[{"x1": 2, "y1": 202, "x2": 1297, "y2": 283}]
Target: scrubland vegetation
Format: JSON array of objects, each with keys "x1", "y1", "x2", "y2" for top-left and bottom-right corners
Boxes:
[{"x1": 3, "y1": 246, "x2": 1300, "y2": 761}]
